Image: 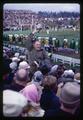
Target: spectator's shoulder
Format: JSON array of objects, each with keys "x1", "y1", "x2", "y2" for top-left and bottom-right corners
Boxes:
[{"x1": 41, "y1": 48, "x2": 46, "y2": 52}]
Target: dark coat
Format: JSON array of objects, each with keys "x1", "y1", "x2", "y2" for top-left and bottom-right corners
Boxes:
[
  {"x1": 44, "y1": 108, "x2": 78, "y2": 118},
  {"x1": 40, "y1": 88, "x2": 61, "y2": 110},
  {"x1": 4, "y1": 81, "x2": 25, "y2": 92}
]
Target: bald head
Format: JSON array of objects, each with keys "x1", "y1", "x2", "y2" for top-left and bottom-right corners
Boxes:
[
  {"x1": 16, "y1": 69, "x2": 28, "y2": 81},
  {"x1": 33, "y1": 41, "x2": 41, "y2": 50}
]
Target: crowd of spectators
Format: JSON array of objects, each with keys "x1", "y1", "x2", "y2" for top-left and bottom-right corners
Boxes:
[
  {"x1": 3, "y1": 40, "x2": 80, "y2": 118},
  {"x1": 3, "y1": 10, "x2": 80, "y2": 31}
]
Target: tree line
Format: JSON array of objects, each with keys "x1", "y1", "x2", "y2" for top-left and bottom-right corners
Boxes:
[{"x1": 38, "y1": 11, "x2": 80, "y2": 18}]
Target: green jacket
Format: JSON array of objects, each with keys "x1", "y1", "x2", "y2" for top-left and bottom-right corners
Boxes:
[{"x1": 70, "y1": 40, "x2": 75, "y2": 49}]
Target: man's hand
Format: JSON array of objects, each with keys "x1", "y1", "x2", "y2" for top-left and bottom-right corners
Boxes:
[{"x1": 34, "y1": 61, "x2": 39, "y2": 68}]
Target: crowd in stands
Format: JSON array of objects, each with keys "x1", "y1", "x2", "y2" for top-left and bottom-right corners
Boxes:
[
  {"x1": 3, "y1": 37, "x2": 80, "y2": 118},
  {"x1": 3, "y1": 10, "x2": 80, "y2": 30}
]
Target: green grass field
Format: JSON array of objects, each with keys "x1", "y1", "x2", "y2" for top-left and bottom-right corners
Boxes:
[{"x1": 3, "y1": 29, "x2": 80, "y2": 45}]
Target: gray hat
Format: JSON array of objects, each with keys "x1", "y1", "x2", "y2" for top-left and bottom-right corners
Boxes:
[
  {"x1": 60, "y1": 82, "x2": 80, "y2": 105},
  {"x1": 32, "y1": 71, "x2": 43, "y2": 85}
]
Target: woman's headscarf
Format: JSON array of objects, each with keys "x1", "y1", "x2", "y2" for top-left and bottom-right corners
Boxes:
[{"x1": 20, "y1": 84, "x2": 40, "y2": 103}]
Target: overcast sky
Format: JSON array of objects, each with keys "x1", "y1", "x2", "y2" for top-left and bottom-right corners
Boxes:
[{"x1": 4, "y1": 3, "x2": 80, "y2": 13}]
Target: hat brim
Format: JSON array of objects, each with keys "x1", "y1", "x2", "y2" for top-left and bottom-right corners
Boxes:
[{"x1": 59, "y1": 95, "x2": 80, "y2": 105}]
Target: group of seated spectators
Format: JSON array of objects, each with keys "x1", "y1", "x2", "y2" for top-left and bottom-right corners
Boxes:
[
  {"x1": 3, "y1": 10, "x2": 80, "y2": 31},
  {"x1": 3, "y1": 43, "x2": 80, "y2": 118},
  {"x1": 3, "y1": 10, "x2": 37, "y2": 30}
]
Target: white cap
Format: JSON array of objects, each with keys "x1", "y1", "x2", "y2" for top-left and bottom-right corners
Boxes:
[
  {"x1": 52, "y1": 38, "x2": 56, "y2": 40},
  {"x1": 9, "y1": 62, "x2": 17, "y2": 70},
  {"x1": 3, "y1": 90, "x2": 28, "y2": 117},
  {"x1": 18, "y1": 61, "x2": 30, "y2": 69},
  {"x1": 19, "y1": 55, "x2": 26, "y2": 60},
  {"x1": 68, "y1": 70, "x2": 74, "y2": 75},
  {"x1": 64, "y1": 39, "x2": 68, "y2": 42},
  {"x1": 62, "y1": 70, "x2": 74, "y2": 77},
  {"x1": 14, "y1": 53, "x2": 19, "y2": 58},
  {"x1": 12, "y1": 57, "x2": 20, "y2": 62}
]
